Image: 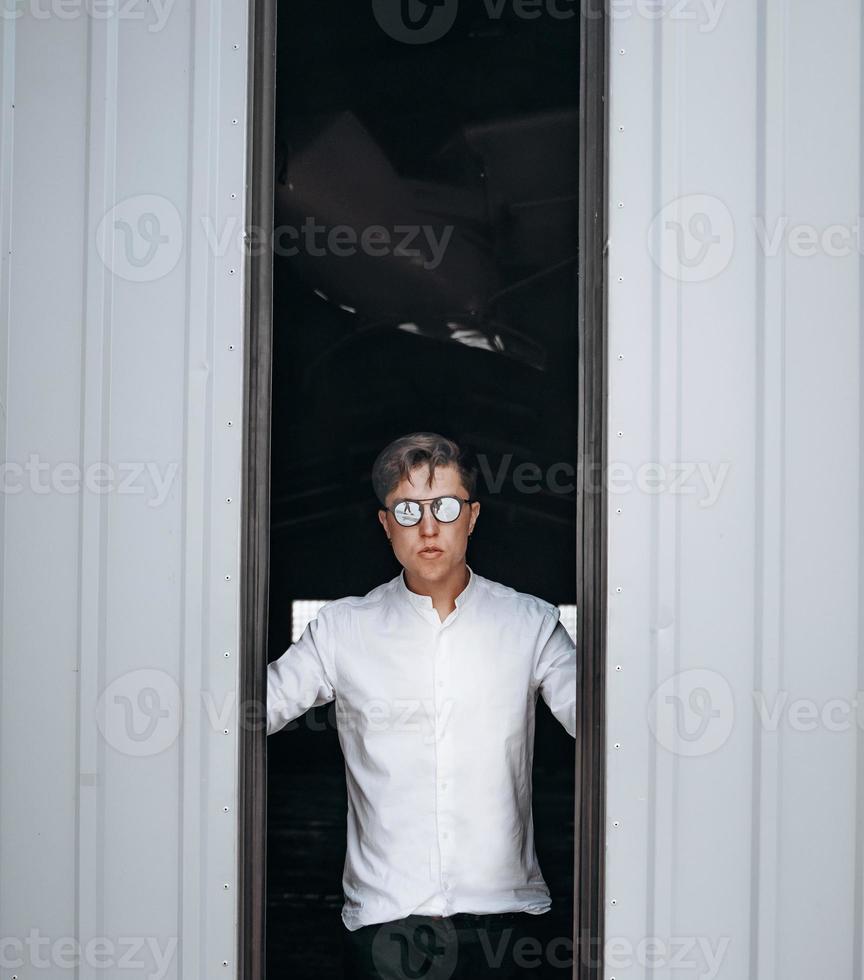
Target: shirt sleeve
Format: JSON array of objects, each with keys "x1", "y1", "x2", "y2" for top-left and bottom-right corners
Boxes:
[
  {"x1": 266, "y1": 604, "x2": 339, "y2": 736},
  {"x1": 533, "y1": 610, "x2": 577, "y2": 738}
]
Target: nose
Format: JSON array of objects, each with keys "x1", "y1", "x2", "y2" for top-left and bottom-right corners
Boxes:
[{"x1": 418, "y1": 505, "x2": 439, "y2": 537}]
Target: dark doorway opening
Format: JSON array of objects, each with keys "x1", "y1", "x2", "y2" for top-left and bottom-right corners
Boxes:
[{"x1": 240, "y1": 2, "x2": 607, "y2": 978}]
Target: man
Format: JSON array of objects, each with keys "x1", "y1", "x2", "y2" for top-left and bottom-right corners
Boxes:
[{"x1": 267, "y1": 432, "x2": 577, "y2": 979}]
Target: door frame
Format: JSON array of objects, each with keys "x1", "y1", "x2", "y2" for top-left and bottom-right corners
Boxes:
[
  {"x1": 574, "y1": 2, "x2": 609, "y2": 978},
  {"x1": 238, "y1": 0, "x2": 276, "y2": 978},
  {"x1": 238, "y1": 4, "x2": 609, "y2": 978}
]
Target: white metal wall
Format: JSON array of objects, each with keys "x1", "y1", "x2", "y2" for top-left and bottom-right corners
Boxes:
[
  {"x1": 0, "y1": 3, "x2": 248, "y2": 978},
  {"x1": 606, "y1": 2, "x2": 863, "y2": 978}
]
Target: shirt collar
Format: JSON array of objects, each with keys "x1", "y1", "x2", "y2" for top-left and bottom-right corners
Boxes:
[{"x1": 397, "y1": 564, "x2": 476, "y2": 616}]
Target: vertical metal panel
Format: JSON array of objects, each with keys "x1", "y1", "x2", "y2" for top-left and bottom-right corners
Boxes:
[
  {"x1": 607, "y1": 2, "x2": 863, "y2": 978},
  {"x1": 0, "y1": 3, "x2": 248, "y2": 978}
]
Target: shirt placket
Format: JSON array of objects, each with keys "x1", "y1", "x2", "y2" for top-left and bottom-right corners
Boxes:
[{"x1": 432, "y1": 616, "x2": 455, "y2": 911}]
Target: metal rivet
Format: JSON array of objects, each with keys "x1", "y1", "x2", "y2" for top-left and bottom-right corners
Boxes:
[
  {"x1": 618, "y1": 47, "x2": 626, "y2": 54},
  {"x1": 618, "y1": 202, "x2": 624, "y2": 208},
  {"x1": 228, "y1": 344, "x2": 235, "y2": 350},
  {"x1": 226, "y1": 497, "x2": 232, "y2": 503},
  {"x1": 612, "y1": 820, "x2": 620, "y2": 828},
  {"x1": 615, "y1": 665, "x2": 622, "y2": 671},
  {"x1": 230, "y1": 193, "x2": 237, "y2": 199},
  {"x1": 227, "y1": 420, "x2": 233, "y2": 426},
  {"x1": 228, "y1": 268, "x2": 235, "y2": 276},
  {"x1": 614, "y1": 742, "x2": 621, "y2": 749},
  {"x1": 618, "y1": 125, "x2": 624, "y2": 132},
  {"x1": 617, "y1": 276, "x2": 624, "y2": 282},
  {"x1": 223, "y1": 962, "x2": 229, "y2": 967},
  {"x1": 616, "y1": 508, "x2": 622, "y2": 514},
  {"x1": 224, "y1": 651, "x2": 231, "y2": 658},
  {"x1": 225, "y1": 575, "x2": 231, "y2": 581},
  {"x1": 224, "y1": 807, "x2": 229, "y2": 812},
  {"x1": 224, "y1": 883, "x2": 230, "y2": 890},
  {"x1": 617, "y1": 353, "x2": 624, "y2": 360},
  {"x1": 223, "y1": 729, "x2": 229, "y2": 734},
  {"x1": 617, "y1": 431, "x2": 623, "y2": 438},
  {"x1": 616, "y1": 587, "x2": 622, "y2": 593},
  {"x1": 232, "y1": 118, "x2": 238, "y2": 125},
  {"x1": 233, "y1": 42, "x2": 239, "y2": 49}
]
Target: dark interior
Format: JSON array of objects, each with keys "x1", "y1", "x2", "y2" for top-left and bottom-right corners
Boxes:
[{"x1": 266, "y1": 2, "x2": 580, "y2": 974}]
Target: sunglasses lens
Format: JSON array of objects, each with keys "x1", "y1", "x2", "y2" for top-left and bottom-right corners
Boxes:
[
  {"x1": 433, "y1": 496, "x2": 462, "y2": 523},
  {"x1": 393, "y1": 501, "x2": 421, "y2": 526}
]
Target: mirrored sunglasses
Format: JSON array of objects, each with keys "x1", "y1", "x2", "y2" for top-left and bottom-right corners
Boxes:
[{"x1": 385, "y1": 495, "x2": 474, "y2": 527}]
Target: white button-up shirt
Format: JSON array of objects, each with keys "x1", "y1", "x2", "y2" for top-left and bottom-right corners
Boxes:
[{"x1": 266, "y1": 566, "x2": 577, "y2": 931}]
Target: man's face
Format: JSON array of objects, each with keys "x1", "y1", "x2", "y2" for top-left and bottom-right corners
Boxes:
[{"x1": 377, "y1": 463, "x2": 480, "y2": 587}]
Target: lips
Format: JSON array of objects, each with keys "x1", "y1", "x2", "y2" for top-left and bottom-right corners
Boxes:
[{"x1": 418, "y1": 548, "x2": 443, "y2": 557}]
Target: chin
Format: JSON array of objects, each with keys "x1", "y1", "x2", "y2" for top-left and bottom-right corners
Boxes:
[{"x1": 407, "y1": 560, "x2": 448, "y2": 580}]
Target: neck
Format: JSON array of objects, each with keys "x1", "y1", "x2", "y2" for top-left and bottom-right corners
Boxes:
[{"x1": 404, "y1": 562, "x2": 470, "y2": 620}]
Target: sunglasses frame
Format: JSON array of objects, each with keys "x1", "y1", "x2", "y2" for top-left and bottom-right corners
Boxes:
[{"x1": 381, "y1": 495, "x2": 476, "y2": 528}]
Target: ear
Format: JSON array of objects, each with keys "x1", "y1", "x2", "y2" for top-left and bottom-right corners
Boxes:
[
  {"x1": 377, "y1": 508, "x2": 391, "y2": 538},
  {"x1": 468, "y1": 500, "x2": 480, "y2": 535}
]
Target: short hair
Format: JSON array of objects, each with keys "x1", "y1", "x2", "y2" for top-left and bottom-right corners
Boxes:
[{"x1": 371, "y1": 432, "x2": 478, "y2": 506}]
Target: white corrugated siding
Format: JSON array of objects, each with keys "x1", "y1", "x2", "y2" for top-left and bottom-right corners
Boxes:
[
  {"x1": 0, "y1": 4, "x2": 248, "y2": 978},
  {"x1": 606, "y1": 2, "x2": 863, "y2": 977}
]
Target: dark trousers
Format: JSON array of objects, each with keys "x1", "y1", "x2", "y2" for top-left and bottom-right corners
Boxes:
[{"x1": 342, "y1": 911, "x2": 547, "y2": 979}]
